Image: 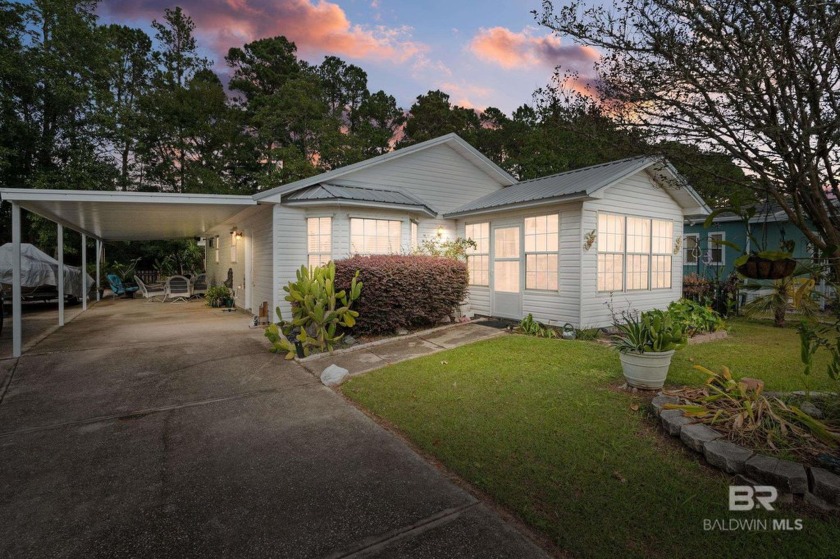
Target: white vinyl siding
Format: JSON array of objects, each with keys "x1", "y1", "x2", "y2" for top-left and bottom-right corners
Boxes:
[
  {"x1": 307, "y1": 217, "x2": 332, "y2": 267},
  {"x1": 524, "y1": 214, "x2": 558, "y2": 291},
  {"x1": 350, "y1": 218, "x2": 402, "y2": 254},
  {"x1": 581, "y1": 170, "x2": 685, "y2": 327},
  {"x1": 465, "y1": 222, "x2": 489, "y2": 286}
]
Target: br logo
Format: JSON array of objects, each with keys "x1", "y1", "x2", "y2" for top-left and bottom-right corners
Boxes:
[{"x1": 729, "y1": 485, "x2": 778, "y2": 511}]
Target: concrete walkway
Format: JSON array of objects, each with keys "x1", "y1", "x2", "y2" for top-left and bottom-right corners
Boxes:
[
  {"x1": 0, "y1": 300, "x2": 548, "y2": 558},
  {"x1": 298, "y1": 321, "x2": 506, "y2": 377}
]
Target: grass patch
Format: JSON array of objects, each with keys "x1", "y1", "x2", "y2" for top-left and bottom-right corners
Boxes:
[{"x1": 342, "y1": 323, "x2": 840, "y2": 559}]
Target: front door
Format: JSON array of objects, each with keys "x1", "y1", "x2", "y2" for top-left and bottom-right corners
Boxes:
[{"x1": 492, "y1": 225, "x2": 522, "y2": 319}]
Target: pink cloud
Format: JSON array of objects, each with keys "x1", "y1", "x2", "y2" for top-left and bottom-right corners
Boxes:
[
  {"x1": 469, "y1": 26, "x2": 598, "y2": 70},
  {"x1": 100, "y1": 0, "x2": 426, "y2": 65}
]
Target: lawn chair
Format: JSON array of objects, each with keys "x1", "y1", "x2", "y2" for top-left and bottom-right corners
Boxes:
[
  {"x1": 134, "y1": 275, "x2": 166, "y2": 302},
  {"x1": 165, "y1": 275, "x2": 192, "y2": 303},
  {"x1": 191, "y1": 273, "x2": 207, "y2": 299},
  {"x1": 106, "y1": 274, "x2": 139, "y2": 299}
]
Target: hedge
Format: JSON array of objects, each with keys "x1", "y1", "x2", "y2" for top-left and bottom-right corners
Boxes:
[{"x1": 334, "y1": 255, "x2": 469, "y2": 335}]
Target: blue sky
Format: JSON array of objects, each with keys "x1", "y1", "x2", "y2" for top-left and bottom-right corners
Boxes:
[{"x1": 98, "y1": 0, "x2": 600, "y2": 114}]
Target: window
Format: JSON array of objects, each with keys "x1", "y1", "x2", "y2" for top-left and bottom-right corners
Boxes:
[
  {"x1": 350, "y1": 218, "x2": 401, "y2": 254},
  {"x1": 493, "y1": 226, "x2": 520, "y2": 292},
  {"x1": 410, "y1": 221, "x2": 418, "y2": 250},
  {"x1": 214, "y1": 236, "x2": 219, "y2": 264},
  {"x1": 684, "y1": 234, "x2": 699, "y2": 264},
  {"x1": 708, "y1": 232, "x2": 725, "y2": 265},
  {"x1": 524, "y1": 214, "x2": 558, "y2": 290},
  {"x1": 307, "y1": 217, "x2": 332, "y2": 267},
  {"x1": 597, "y1": 213, "x2": 625, "y2": 292},
  {"x1": 230, "y1": 232, "x2": 238, "y2": 264},
  {"x1": 597, "y1": 213, "x2": 673, "y2": 292},
  {"x1": 465, "y1": 222, "x2": 489, "y2": 286},
  {"x1": 651, "y1": 219, "x2": 674, "y2": 289}
]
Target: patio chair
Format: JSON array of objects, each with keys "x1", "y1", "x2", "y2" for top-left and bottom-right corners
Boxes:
[
  {"x1": 106, "y1": 274, "x2": 139, "y2": 299},
  {"x1": 165, "y1": 275, "x2": 192, "y2": 303},
  {"x1": 134, "y1": 275, "x2": 166, "y2": 302},
  {"x1": 191, "y1": 273, "x2": 207, "y2": 299}
]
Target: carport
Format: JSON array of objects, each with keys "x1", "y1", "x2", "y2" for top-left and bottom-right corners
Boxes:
[{"x1": 0, "y1": 188, "x2": 257, "y2": 357}]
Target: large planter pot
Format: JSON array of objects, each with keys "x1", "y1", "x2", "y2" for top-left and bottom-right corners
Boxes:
[{"x1": 619, "y1": 350, "x2": 676, "y2": 390}]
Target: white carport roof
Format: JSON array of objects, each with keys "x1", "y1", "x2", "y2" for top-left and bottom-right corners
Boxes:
[{"x1": 0, "y1": 188, "x2": 258, "y2": 241}]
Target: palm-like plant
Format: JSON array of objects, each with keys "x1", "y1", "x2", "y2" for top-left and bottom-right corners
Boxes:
[{"x1": 742, "y1": 262, "x2": 823, "y2": 327}]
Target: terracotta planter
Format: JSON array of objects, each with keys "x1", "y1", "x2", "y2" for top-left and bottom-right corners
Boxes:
[
  {"x1": 736, "y1": 256, "x2": 796, "y2": 280},
  {"x1": 619, "y1": 350, "x2": 676, "y2": 390}
]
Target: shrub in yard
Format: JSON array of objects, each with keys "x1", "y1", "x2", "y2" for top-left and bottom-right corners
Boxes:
[
  {"x1": 667, "y1": 299, "x2": 726, "y2": 335},
  {"x1": 334, "y1": 255, "x2": 468, "y2": 335}
]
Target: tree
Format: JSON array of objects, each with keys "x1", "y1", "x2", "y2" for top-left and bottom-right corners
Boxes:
[
  {"x1": 399, "y1": 90, "x2": 481, "y2": 146},
  {"x1": 537, "y1": 0, "x2": 840, "y2": 280}
]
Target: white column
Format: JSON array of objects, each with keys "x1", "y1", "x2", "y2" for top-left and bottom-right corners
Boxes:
[
  {"x1": 11, "y1": 202, "x2": 22, "y2": 358},
  {"x1": 58, "y1": 224, "x2": 64, "y2": 326},
  {"x1": 81, "y1": 234, "x2": 87, "y2": 311},
  {"x1": 95, "y1": 239, "x2": 101, "y2": 302}
]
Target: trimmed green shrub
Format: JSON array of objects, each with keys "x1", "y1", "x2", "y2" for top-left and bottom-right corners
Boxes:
[{"x1": 334, "y1": 255, "x2": 469, "y2": 335}]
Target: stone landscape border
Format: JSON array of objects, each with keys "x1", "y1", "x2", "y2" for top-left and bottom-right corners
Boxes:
[{"x1": 651, "y1": 394, "x2": 840, "y2": 512}]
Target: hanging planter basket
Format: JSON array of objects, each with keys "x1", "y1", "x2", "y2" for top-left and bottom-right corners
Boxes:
[{"x1": 735, "y1": 254, "x2": 797, "y2": 280}]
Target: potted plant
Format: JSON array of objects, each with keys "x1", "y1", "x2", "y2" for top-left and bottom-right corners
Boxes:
[
  {"x1": 611, "y1": 310, "x2": 687, "y2": 389},
  {"x1": 205, "y1": 285, "x2": 231, "y2": 308},
  {"x1": 704, "y1": 204, "x2": 797, "y2": 280}
]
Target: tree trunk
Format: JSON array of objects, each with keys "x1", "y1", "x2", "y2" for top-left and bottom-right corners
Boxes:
[{"x1": 774, "y1": 303, "x2": 786, "y2": 328}]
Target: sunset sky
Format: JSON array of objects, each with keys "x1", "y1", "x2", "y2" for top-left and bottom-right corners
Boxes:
[{"x1": 98, "y1": 0, "x2": 600, "y2": 114}]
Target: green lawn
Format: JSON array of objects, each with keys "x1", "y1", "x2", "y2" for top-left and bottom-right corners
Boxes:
[{"x1": 342, "y1": 320, "x2": 840, "y2": 559}]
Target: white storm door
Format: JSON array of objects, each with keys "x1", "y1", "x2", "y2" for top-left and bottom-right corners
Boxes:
[{"x1": 492, "y1": 225, "x2": 522, "y2": 319}]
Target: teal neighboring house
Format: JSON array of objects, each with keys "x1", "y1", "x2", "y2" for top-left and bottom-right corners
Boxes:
[{"x1": 682, "y1": 203, "x2": 814, "y2": 279}]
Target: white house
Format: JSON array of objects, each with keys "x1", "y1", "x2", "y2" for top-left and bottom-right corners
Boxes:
[
  {"x1": 202, "y1": 134, "x2": 709, "y2": 327},
  {"x1": 0, "y1": 133, "x2": 709, "y2": 356}
]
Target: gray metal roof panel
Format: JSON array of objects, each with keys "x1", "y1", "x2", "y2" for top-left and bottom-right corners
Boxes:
[
  {"x1": 445, "y1": 156, "x2": 659, "y2": 217},
  {"x1": 285, "y1": 183, "x2": 437, "y2": 214}
]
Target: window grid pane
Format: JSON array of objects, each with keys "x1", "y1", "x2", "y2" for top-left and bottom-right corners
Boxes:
[
  {"x1": 350, "y1": 218, "x2": 401, "y2": 255},
  {"x1": 652, "y1": 255, "x2": 672, "y2": 289},
  {"x1": 525, "y1": 214, "x2": 559, "y2": 291},
  {"x1": 466, "y1": 223, "x2": 490, "y2": 286},
  {"x1": 307, "y1": 217, "x2": 332, "y2": 266},
  {"x1": 597, "y1": 253, "x2": 624, "y2": 292},
  {"x1": 652, "y1": 219, "x2": 673, "y2": 255}
]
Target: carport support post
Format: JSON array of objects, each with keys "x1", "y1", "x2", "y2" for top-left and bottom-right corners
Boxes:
[
  {"x1": 11, "y1": 202, "x2": 22, "y2": 358},
  {"x1": 57, "y1": 224, "x2": 64, "y2": 326},
  {"x1": 95, "y1": 239, "x2": 101, "y2": 302},
  {"x1": 81, "y1": 234, "x2": 87, "y2": 311}
]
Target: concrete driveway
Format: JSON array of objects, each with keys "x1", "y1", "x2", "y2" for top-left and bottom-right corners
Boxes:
[{"x1": 0, "y1": 300, "x2": 548, "y2": 558}]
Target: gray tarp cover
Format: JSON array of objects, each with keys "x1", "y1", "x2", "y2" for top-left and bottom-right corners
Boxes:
[{"x1": 0, "y1": 243, "x2": 94, "y2": 298}]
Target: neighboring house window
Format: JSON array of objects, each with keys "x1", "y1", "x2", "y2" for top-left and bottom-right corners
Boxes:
[
  {"x1": 597, "y1": 213, "x2": 674, "y2": 292},
  {"x1": 307, "y1": 217, "x2": 332, "y2": 267},
  {"x1": 524, "y1": 214, "x2": 559, "y2": 291},
  {"x1": 350, "y1": 218, "x2": 401, "y2": 254},
  {"x1": 465, "y1": 222, "x2": 489, "y2": 286},
  {"x1": 625, "y1": 216, "x2": 650, "y2": 290},
  {"x1": 651, "y1": 219, "x2": 674, "y2": 289},
  {"x1": 684, "y1": 234, "x2": 699, "y2": 265},
  {"x1": 214, "y1": 236, "x2": 219, "y2": 264},
  {"x1": 708, "y1": 232, "x2": 725, "y2": 265},
  {"x1": 410, "y1": 221, "x2": 418, "y2": 250},
  {"x1": 597, "y1": 213, "x2": 625, "y2": 292}
]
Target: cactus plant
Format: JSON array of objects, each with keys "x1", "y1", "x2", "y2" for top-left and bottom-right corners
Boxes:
[{"x1": 265, "y1": 262, "x2": 362, "y2": 359}]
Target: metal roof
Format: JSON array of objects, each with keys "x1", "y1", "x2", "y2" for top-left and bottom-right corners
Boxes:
[
  {"x1": 284, "y1": 183, "x2": 437, "y2": 216},
  {"x1": 445, "y1": 156, "x2": 708, "y2": 217},
  {"x1": 0, "y1": 189, "x2": 257, "y2": 241},
  {"x1": 253, "y1": 133, "x2": 517, "y2": 201}
]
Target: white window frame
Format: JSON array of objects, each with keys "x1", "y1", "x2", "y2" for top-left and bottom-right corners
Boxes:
[
  {"x1": 214, "y1": 235, "x2": 220, "y2": 264},
  {"x1": 350, "y1": 217, "x2": 402, "y2": 255},
  {"x1": 708, "y1": 231, "x2": 725, "y2": 265},
  {"x1": 524, "y1": 214, "x2": 559, "y2": 292},
  {"x1": 597, "y1": 212, "x2": 674, "y2": 292},
  {"x1": 651, "y1": 219, "x2": 673, "y2": 290},
  {"x1": 307, "y1": 216, "x2": 332, "y2": 267},
  {"x1": 465, "y1": 222, "x2": 490, "y2": 287},
  {"x1": 684, "y1": 233, "x2": 699, "y2": 265},
  {"x1": 410, "y1": 221, "x2": 418, "y2": 250}
]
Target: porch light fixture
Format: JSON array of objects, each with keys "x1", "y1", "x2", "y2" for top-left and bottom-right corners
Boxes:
[{"x1": 436, "y1": 226, "x2": 444, "y2": 238}]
